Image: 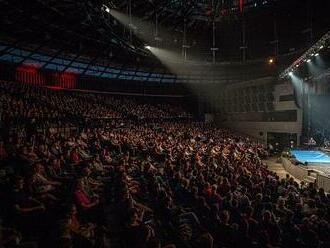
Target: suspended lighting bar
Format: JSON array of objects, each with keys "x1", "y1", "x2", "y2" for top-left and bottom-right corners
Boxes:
[{"x1": 279, "y1": 30, "x2": 330, "y2": 78}]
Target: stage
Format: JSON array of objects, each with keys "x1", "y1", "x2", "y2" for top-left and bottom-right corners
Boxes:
[{"x1": 290, "y1": 149, "x2": 330, "y2": 176}]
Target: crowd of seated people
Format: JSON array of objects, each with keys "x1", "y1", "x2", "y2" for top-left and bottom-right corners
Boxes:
[
  {"x1": 0, "y1": 80, "x2": 329, "y2": 248},
  {"x1": 0, "y1": 81, "x2": 122, "y2": 121},
  {"x1": 0, "y1": 81, "x2": 191, "y2": 126},
  {"x1": 103, "y1": 96, "x2": 191, "y2": 119}
]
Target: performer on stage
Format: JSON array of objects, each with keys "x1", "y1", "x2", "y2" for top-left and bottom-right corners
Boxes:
[
  {"x1": 309, "y1": 137, "x2": 316, "y2": 145},
  {"x1": 290, "y1": 140, "x2": 295, "y2": 149},
  {"x1": 303, "y1": 137, "x2": 317, "y2": 149}
]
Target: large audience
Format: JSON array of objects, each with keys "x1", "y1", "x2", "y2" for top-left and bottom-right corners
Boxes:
[
  {"x1": 0, "y1": 81, "x2": 329, "y2": 248},
  {"x1": 0, "y1": 81, "x2": 191, "y2": 125}
]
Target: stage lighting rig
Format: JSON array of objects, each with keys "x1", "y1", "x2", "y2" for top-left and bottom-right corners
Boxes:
[{"x1": 280, "y1": 30, "x2": 330, "y2": 78}]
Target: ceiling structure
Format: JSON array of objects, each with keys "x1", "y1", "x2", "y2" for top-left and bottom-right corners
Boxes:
[
  {"x1": 0, "y1": 0, "x2": 150, "y2": 66},
  {"x1": 110, "y1": 0, "x2": 330, "y2": 61},
  {"x1": 0, "y1": 0, "x2": 329, "y2": 67},
  {"x1": 112, "y1": 0, "x2": 267, "y2": 25}
]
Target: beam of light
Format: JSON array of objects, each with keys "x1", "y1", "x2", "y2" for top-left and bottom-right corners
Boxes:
[
  {"x1": 147, "y1": 46, "x2": 216, "y2": 79},
  {"x1": 109, "y1": 11, "x2": 221, "y2": 112},
  {"x1": 307, "y1": 59, "x2": 320, "y2": 75},
  {"x1": 147, "y1": 46, "x2": 184, "y2": 74},
  {"x1": 289, "y1": 73, "x2": 305, "y2": 108},
  {"x1": 315, "y1": 54, "x2": 325, "y2": 68},
  {"x1": 109, "y1": 10, "x2": 187, "y2": 59},
  {"x1": 110, "y1": 9, "x2": 168, "y2": 46},
  {"x1": 147, "y1": 46, "x2": 222, "y2": 113},
  {"x1": 307, "y1": 54, "x2": 325, "y2": 76}
]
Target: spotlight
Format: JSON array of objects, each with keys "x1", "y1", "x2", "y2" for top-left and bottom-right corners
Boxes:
[
  {"x1": 320, "y1": 45, "x2": 324, "y2": 49},
  {"x1": 289, "y1": 72, "x2": 293, "y2": 76},
  {"x1": 102, "y1": 4, "x2": 110, "y2": 13},
  {"x1": 295, "y1": 64, "x2": 299, "y2": 67},
  {"x1": 307, "y1": 58, "x2": 311, "y2": 62},
  {"x1": 268, "y1": 58, "x2": 274, "y2": 64},
  {"x1": 145, "y1": 45, "x2": 151, "y2": 50},
  {"x1": 314, "y1": 53, "x2": 319, "y2": 56}
]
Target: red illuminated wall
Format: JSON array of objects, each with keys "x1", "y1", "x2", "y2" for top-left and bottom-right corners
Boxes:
[
  {"x1": 15, "y1": 64, "x2": 46, "y2": 85},
  {"x1": 52, "y1": 72, "x2": 77, "y2": 89},
  {"x1": 15, "y1": 64, "x2": 77, "y2": 89}
]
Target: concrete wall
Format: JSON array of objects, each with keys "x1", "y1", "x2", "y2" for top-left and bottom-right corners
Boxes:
[
  {"x1": 317, "y1": 174, "x2": 330, "y2": 193},
  {"x1": 219, "y1": 80, "x2": 302, "y2": 146},
  {"x1": 204, "y1": 113, "x2": 215, "y2": 123},
  {"x1": 223, "y1": 117, "x2": 302, "y2": 145},
  {"x1": 281, "y1": 157, "x2": 309, "y2": 181}
]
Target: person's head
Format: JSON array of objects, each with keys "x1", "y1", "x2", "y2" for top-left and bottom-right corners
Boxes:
[
  {"x1": 69, "y1": 204, "x2": 77, "y2": 215},
  {"x1": 278, "y1": 198, "x2": 286, "y2": 208},
  {"x1": 81, "y1": 167, "x2": 91, "y2": 177},
  {"x1": 74, "y1": 179, "x2": 84, "y2": 191},
  {"x1": 220, "y1": 210, "x2": 230, "y2": 224},
  {"x1": 211, "y1": 184, "x2": 217, "y2": 193},
  {"x1": 51, "y1": 158, "x2": 59, "y2": 167},
  {"x1": 244, "y1": 206, "x2": 254, "y2": 218},
  {"x1": 307, "y1": 199, "x2": 316, "y2": 208},
  {"x1": 196, "y1": 233, "x2": 214, "y2": 248},
  {"x1": 204, "y1": 182, "x2": 211, "y2": 189},
  {"x1": 262, "y1": 210, "x2": 272, "y2": 222},
  {"x1": 13, "y1": 176, "x2": 24, "y2": 190},
  {"x1": 210, "y1": 204, "x2": 219, "y2": 217},
  {"x1": 21, "y1": 146, "x2": 28, "y2": 154},
  {"x1": 318, "y1": 188, "x2": 325, "y2": 195},
  {"x1": 127, "y1": 208, "x2": 139, "y2": 224},
  {"x1": 146, "y1": 239, "x2": 162, "y2": 248},
  {"x1": 33, "y1": 163, "x2": 43, "y2": 173}
]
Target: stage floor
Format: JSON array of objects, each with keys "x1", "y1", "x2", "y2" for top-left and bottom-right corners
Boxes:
[
  {"x1": 291, "y1": 150, "x2": 330, "y2": 163},
  {"x1": 291, "y1": 150, "x2": 330, "y2": 175}
]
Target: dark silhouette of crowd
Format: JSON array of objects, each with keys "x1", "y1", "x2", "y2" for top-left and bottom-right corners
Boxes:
[{"x1": 0, "y1": 81, "x2": 329, "y2": 248}]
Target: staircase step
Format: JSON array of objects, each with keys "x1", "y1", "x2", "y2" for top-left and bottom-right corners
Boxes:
[
  {"x1": 310, "y1": 172, "x2": 318, "y2": 177},
  {"x1": 305, "y1": 176, "x2": 316, "y2": 183}
]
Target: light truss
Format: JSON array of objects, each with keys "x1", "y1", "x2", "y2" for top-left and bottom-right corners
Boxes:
[{"x1": 280, "y1": 30, "x2": 330, "y2": 79}]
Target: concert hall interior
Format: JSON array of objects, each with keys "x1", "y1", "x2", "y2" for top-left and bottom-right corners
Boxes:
[{"x1": 0, "y1": 0, "x2": 330, "y2": 247}]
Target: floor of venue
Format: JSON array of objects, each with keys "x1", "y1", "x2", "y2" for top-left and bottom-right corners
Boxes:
[
  {"x1": 291, "y1": 150, "x2": 330, "y2": 175},
  {"x1": 291, "y1": 150, "x2": 330, "y2": 164},
  {"x1": 264, "y1": 157, "x2": 292, "y2": 180}
]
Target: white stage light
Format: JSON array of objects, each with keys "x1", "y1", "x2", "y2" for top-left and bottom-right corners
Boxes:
[{"x1": 102, "y1": 4, "x2": 111, "y2": 13}]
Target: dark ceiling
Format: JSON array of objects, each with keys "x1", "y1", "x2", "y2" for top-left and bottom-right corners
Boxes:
[
  {"x1": 0, "y1": 0, "x2": 329, "y2": 64},
  {"x1": 0, "y1": 0, "x2": 150, "y2": 66},
  {"x1": 111, "y1": 0, "x2": 330, "y2": 61}
]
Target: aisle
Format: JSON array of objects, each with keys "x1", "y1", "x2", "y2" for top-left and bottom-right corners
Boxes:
[{"x1": 264, "y1": 157, "x2": 300, "y2": 183}]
